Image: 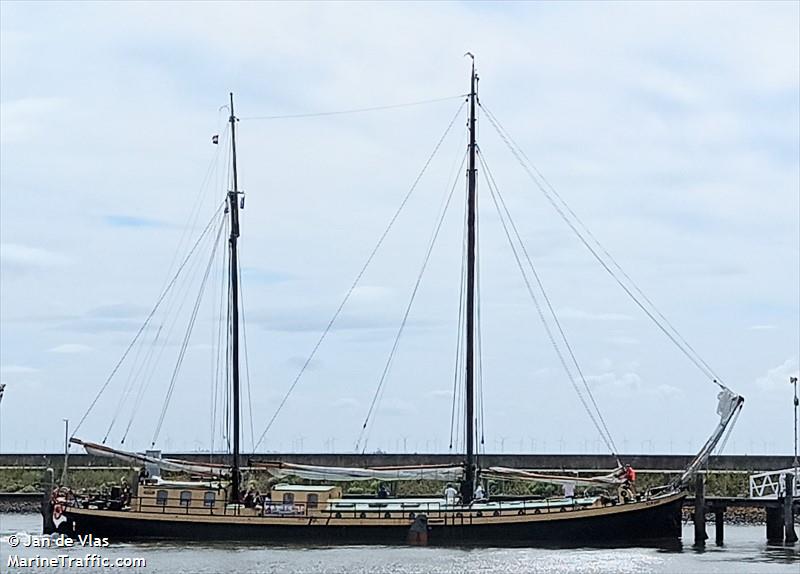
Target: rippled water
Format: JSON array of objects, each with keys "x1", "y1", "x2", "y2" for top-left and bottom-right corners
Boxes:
[{"x1": 2, "y1": 513, "x2": 798, "y2": 573}]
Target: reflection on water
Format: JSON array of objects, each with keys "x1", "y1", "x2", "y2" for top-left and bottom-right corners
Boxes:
[{"x1": 2, "y1": 514, "x2": 797, "y2": 573}]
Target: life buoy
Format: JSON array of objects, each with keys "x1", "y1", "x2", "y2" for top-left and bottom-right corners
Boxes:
[{"x1": 52, "y1": 503, "x2": 67, "y2": 528}]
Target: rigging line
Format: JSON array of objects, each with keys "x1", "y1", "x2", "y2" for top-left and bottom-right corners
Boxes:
[
  {"x1": 72, "y1": 201, "x2": 227, "y2": 437},
  {"x1": 224, "y1": 241, "x2": 232, "y2": 451},
  {"x1": 357, "y1": 150, "x2": 469, "y2": 453},
  {"x1": 110, "y1": 230, "x2": 212, "y2": 444},
  {"x1": 484, "y1": 107, "x2": 726, "y2": 388},
  {"x1": 479, "y1": 108, "x2": 723, "y2": 390},
  {"x1": 716, "y1": 403, "x2": 742, "y2": 455},
  {"x1": 449, "y1": 190, "x2": 469, "y2": 450},
  {"x1": 102, "y1": 321, "x2": 152, "y2": 443},
  {"x1": 479, "y1": 154, "x2": 617, "y2": 456},
  {"x1": 252, "y1": 100, "x2": 467, "y2": 451},
  {"x1": 210, "y1": 214, "x2": 230, "y2": 460},
  {"x1": 481, "y1": 108, "x2": 724, "y2": 386},
  {"x1": 168, "y1": 127, "x2": 229, "y2": 282},
  {"x1": 118, "y1": 324, "x2": 165, "y2": 443},
  {"x1": 152, "y1": 215, "x2": 227, "y2": 446},
  {"x1": 241, "y1": 94, "x2": 467, "y2": 121},
  {"x1": 479, "y1": 148, "x2": 617, "y2": 455},
  {"x1": 121, "y1": 212, "x2": 226, "y2": 443},
  {"x1": 476, "y1": 180, "x2": 486, "y2": 451},
  {"x1": 478, "y1": 149, "x2": 620, "y2": 457},
  {"x1": 237, "y1": 242, "x2": 256, "y2": 454}
]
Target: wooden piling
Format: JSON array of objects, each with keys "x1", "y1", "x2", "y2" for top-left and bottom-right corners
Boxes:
[
  {"x1": 785, "y1": 473, "x2": 798, "y2": 543},
  {"x1": 714, "y1": 510, "x2": 724, "y2": 545},
  {"x1": 40, "y1": 468, "x2": 54, "y2": 534},
  {"x1": 766, "y1": 506, "x2": 784, "y2": 542},
  {"x1": 694, "y1": 475, "x2": 707, "y2": 545}
]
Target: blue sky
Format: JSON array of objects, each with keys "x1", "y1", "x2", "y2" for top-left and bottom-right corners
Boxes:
[{"x1": 1, "y1": 1, "x2": 798, "y2": 456}]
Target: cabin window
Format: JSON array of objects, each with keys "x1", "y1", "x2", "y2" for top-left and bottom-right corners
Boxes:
[
  {"x1": 180, "y1": 491, "x2": 192, "y2": 507},
  {"x1": 156, "y1": 490, "x2": 168, "y2": 506},
  {"x1": 307, "y1": 493, "x2": 319, "y2": 509},
  {"x1": 282, "y1": 492, "x2": 294, "y2": 505},
  {"x1": 204, "y1": 491, "x2": 216, "y2": 508}
]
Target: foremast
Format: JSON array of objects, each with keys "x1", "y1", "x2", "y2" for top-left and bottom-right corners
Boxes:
[
  {"x1": 463, "y1": 56, "x2": 478, "y2": 504},
  {"x1": 228, "y1": 93, "x2": 242, "y2": 503}
]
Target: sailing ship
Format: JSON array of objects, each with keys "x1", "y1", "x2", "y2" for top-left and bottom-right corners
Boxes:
[{"x1": 43, "y1": 61, "x2": 744, "y2": 545}]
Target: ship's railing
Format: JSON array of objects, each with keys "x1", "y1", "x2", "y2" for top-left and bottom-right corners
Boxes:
[
  {"x1": 749, "y1": 467, "x2": 800, "y2": 499},
  {"x1": 130, "y1": 496, "x2": 308, "y2": 517},
  {"x1": 123, "y1": 496, "x2": 604, "y2": 520},
  {"x1": 320, "y1": 497, "x2": 598, "y2": 522}
]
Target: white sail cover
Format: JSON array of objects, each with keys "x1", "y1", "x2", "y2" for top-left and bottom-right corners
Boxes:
[
  {"x1": 483, "y1": 466, "x2": 626, "y2": 487},
  {"x1": 256, "y1": 461, "x2": 464, "y2": 482},
  {"x1": 71, "y1": 438, "x2": 230, "y2": 478}
]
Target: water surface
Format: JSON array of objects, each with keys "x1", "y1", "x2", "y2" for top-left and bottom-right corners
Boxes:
[{"x1": 2, "y1": 513, "x2": 797, "y2": 573}]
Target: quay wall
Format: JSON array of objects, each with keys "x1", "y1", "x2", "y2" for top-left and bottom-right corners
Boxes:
[{"x1": 0, "y1": 453, "x2": 794, "y2": 472}]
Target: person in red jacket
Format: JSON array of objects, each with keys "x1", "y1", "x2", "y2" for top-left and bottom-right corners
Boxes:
[{"x1": 621, "y1": 464, "x2": 637, "y2": 500}]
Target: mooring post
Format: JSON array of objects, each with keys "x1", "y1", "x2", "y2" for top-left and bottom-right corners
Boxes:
[
  {"x1": 785, "y1": 473, "x2": 798, "y2": 543},
  {"x1": 766, "y1": 506, "x2": 784, "y2": 542},
  {"x1": 714, "y1": 509, "x2": 724, "y2": 545},
  {"x1": 40, "y1": 467, "x2": 54, "y2": 534},
  {"x1": 694, "y1": 474, "x2": 707, "y2": 545}
]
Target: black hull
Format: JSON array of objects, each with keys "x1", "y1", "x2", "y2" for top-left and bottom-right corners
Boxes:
[{"x1": 56, "y1": 495, "x2": 684, "y2": 546}]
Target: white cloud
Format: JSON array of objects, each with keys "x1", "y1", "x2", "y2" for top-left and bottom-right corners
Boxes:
[
  {"x1": 0, "y1": 97, "x2": 67, "y2": 144},
  {"x1": 0, "y1": 365, "x2": 38, "y2": 375},
  {"x1": 0, "y1": 243, "x2": 71, "y2": 272},
  {"x1": 748, "y1": 324, "x2": 778, "y2": 331},
  {"x1": 755, "y1": 358, "x2": 799, "y2": 391},
  {"x1": 48, "y1": 344, "x2": 92, "y2": 354},
  {"x1": 606, "y1": 335, "x2": 640, "y2": 346},
  {"x1": 0, "y1": 1, "x2": 796, "y2": 453},
  {"x1": 558, "y1": 308, "x2": 635, "y2": 322},
  {"x1": 588, "y1": 369, "x2": 682, "y2": 400},
  {"x1": 331, "y1": 398, "x2": 359, "y2": 410}
]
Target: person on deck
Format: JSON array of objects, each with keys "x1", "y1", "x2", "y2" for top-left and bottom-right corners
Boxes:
[
  {"x1": 474, "y1": 483, "x2": 486, "y2": 501},
  {"x1": 377, "y1": 484, "x2": 389, "y2": 499},
  {"x1": 120, "y1": 478, "x2": 131, "y2": 506},
  {"x1": 623, "y1": 464, "x2": 637, "y2": 499},
  {"x1": 444, "y1": 483, "x2": 459, "y2": 504},
  {"x1": 243, "y1": 484, "x2": 257, "y2": 508},
  {"x1": 262, "y1": 492, "x2": 272, "y2": 515}
]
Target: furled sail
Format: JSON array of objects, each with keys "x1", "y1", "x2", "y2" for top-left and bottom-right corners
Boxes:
[
  {"x1": 674, "y1": 388, "x2": 745, "y2": 488},
  {"x1": 71, "y1": 438, "x2": 230, "y2": 478},
  {"x1": 255, "y1": 461, "x2": 464, "y2": 482},
  {"x1": 482, "y1": 466, "x2": 627, "y2": 487}
]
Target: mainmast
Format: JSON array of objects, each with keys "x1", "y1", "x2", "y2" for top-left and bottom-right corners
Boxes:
[
  {"x1": 228, "y1": 93, "x2": 242, "y2": 503},
  {"x1": 463, "y1": 56, "x2": 478, "y2": 504}
]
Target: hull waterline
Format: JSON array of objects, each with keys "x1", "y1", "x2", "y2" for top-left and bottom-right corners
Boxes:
[{"x1": 53, "y1": 493, "x2": 685, "y2": 546}]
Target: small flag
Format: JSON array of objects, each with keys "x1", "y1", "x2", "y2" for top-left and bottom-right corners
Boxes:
[
  {"x1": 212, "y1": 134, "x2": 219, "y2": 145},
  {"x1": 0, "y1": 383, "x2": 5, "y2": 404}
]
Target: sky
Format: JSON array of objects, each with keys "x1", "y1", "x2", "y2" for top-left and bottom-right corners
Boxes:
[{"x1": 1, "y1": 1, "x2": 798, "y2": 457}]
